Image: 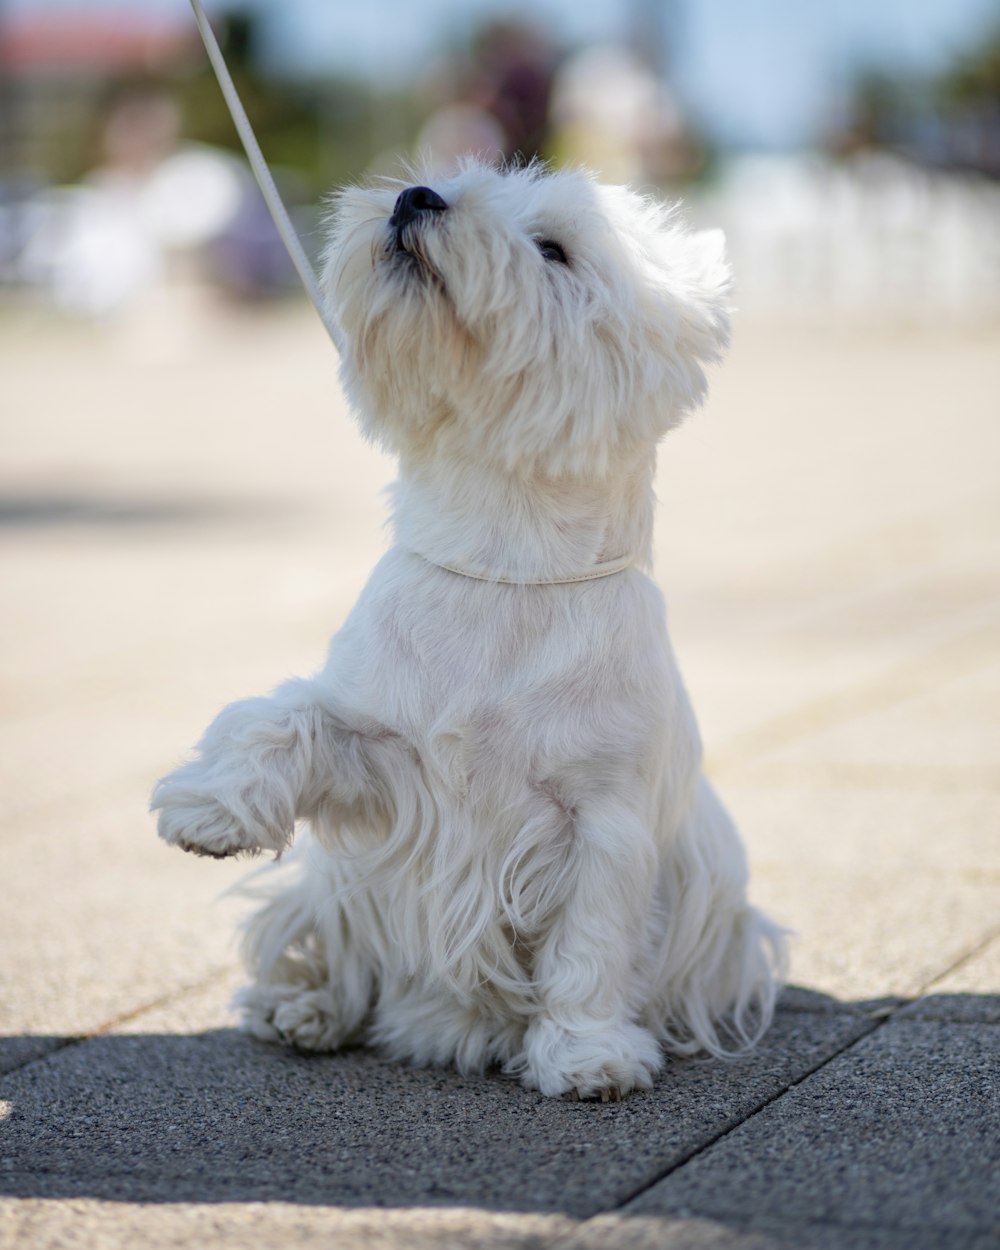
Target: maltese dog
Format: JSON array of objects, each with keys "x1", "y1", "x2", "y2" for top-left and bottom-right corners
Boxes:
[{"x1": 152, "y1": 161, "x2": 785, "y2": 1100}]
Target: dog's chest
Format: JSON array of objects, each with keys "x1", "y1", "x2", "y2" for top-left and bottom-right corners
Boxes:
[{"x1": 323, "y1": 551, "x2": 683, "y2": 788}]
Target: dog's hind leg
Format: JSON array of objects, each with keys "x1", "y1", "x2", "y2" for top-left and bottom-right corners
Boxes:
[
  {"x1": 510, "y1": 790, "x2": 664, "y2": 1100},
  {"x1": 235, "y1": 835, "x2": 377, "y2": 1052}
]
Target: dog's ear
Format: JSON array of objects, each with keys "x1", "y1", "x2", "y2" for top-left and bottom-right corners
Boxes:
[
  {"x1": 669, "y1": 225, "x2": 732, "y2": 368},
  {"x1": 628, "y1": 215, "x2": 732, "y2": 438}
]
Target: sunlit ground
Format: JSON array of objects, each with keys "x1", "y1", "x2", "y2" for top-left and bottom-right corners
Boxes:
[{"x1": 1, "y1": 288, "x2": 998, "y2": 1027}]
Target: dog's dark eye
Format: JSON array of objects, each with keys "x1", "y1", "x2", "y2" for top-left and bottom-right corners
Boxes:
[{"x1": 536, "y1": 239, "x2": 568, "y2": 264}]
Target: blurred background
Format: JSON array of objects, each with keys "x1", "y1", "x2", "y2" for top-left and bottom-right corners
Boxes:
[
  {"x1": 2, "y1": 0, "x2": 999, "y2": 321},
  {"x1": 1, "y1": 0, "x2": 999, "y2": 1036}
]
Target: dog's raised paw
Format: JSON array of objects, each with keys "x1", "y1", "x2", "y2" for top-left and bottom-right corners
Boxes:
[
  {"x1": 154, "y1": 786, "x2": 263, "y2": 859},
  {"x1": 176, "y1": 836, "x2": 259, "y2": 860}
]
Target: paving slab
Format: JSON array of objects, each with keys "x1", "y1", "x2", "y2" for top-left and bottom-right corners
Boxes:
[
  {"x1": 727, "y1": 646, "x2": 1000, "y2": 780},
  {"x1": 564, "y1": 1213, "x2": 1000, "y2": 1250},
  {"x1": 0, "y1": 1200, "x2": 572, "y2": 1250},
  {"x1": 720, "y1": 783, "x2": 1000, "y2": 1004},
  {"x1": 605, "y1": 1018, "x2": 1000, "y2": 1248},
  {"x1": 0, "y1": 793, "x2": 248, "y2": 1068},
  {"x1": 0, "y1": 981, "x2": 870, "y2": 1215},
  {"x1": 900, "y1": 932, "x2": 1000, "y2": 1023},
  {"x1": 6, "y1": 1203, "x2": 997, "y2": 1250}
]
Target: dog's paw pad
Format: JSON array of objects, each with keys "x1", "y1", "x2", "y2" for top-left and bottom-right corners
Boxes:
[
  {"x1": 154, "y1": 787, "x2": 265, "y2": 859},
  {"x1": 176, "y1": 837, "x2": 259, "y2": 860}
]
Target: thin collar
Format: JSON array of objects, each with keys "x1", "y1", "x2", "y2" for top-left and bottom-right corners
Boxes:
[{"x1": 413, "y1": 551, "x2": 635, "y2": 585}]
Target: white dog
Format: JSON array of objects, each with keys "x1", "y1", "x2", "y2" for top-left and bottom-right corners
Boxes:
[{"x1": 152, "y1": 160, "x2": 785, "y2": 1100}]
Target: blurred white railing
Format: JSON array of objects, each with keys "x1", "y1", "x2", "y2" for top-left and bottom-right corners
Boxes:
[{"x1": 694, "y1": 153, "x2": 1000, "y2": 324}]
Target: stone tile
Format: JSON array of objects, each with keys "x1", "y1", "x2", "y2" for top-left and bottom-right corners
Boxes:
[
  {"x1": 741, "y1": 651, "x2": 1000, "y2": 776},
  {"x1": 5, "y1": 1204, "x2": 993, "y2": 1250},
  {"x1": 900, "y1": 933, "x2": 1000, "y2": 1022},
  {"x1": 673, "y1": 560, "x2": 1000, "y2": 754},
  {"x1": 0, "y1": 1200, "x2": 571, "y2": 1250},
  {"x1": 750, "y1": 863, "x2": 998, "y2": 1004},
  {"x1": 724, "y1": 785, "x2": 1000, "y2": 1003},
  {"x1": 0, "y1": 1041, "x2": 67, "y2": 1081},
  {"x1": 0, "y1": 792, "x2": 249, "y2": 1042},
  {"x1": 774, "y1": 986, "x2": 899, "y2": 1018},
  {"x1": 566, "y1": 1212, "x2": 998, "y2": 1250},
  {"x1": 0, "y1": 1005, "x2": 869, "y2": 1217},
  {"x1": 622, "y1": 1020, "x2": 1000, "y2": 1241},
  {"x1": 656, "y1": 324, "x2": 1000, "y2": 596},
  {"x1": 734, "y1": 785, "x2": 1000, "y2": 874}
]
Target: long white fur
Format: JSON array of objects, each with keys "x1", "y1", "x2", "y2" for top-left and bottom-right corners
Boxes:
[{"x1": 152, "y1": 160, "x2": 786, "y2": 1099}]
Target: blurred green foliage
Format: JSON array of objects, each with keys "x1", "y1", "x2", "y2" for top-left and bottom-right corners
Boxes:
[
  {"x1": 173, "y1": 13, "x2": 424, "y2": 195},
  {"x1": 936, "y1": 18, "x2": 1000, "y2": 109}
]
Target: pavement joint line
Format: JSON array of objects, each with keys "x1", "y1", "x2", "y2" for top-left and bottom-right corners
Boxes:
[
  {"x1": 544, "y1": 922, "x2": 1000, "y2": 1246},
  {"x1": 0, "y1": 965, "x2": 238, "y2": 1081},
  {"x1": 707, "y1": 617, "x2": 1000, "y2": 776},
  {"x1": 583, "y1": 1018, "x2": 884, "y2": 1223},
  {"x1": 914, "y1": 921, "x2": 1000, "y2": 994}
]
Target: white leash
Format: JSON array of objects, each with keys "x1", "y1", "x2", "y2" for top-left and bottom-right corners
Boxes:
[
  {"x1": 187, "y1": 0, "x2": 340, "y2": 348},
  {"x1": 186, "y1": 4, "x2": 636, "y2": 590}
]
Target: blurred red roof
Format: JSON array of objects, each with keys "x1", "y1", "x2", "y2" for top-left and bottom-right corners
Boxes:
[{"x1": 0, "y1": 11, "x2": 196, "y2": 71}]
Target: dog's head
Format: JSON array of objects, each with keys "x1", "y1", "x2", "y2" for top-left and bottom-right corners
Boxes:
[{"x1": 324, "y1": 160, "x2": 730, "y2": 478}]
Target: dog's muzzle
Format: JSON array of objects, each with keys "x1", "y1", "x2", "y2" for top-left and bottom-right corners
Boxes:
[{"x1": 388, "y1": 185, "x2": 448, "y2": 256}]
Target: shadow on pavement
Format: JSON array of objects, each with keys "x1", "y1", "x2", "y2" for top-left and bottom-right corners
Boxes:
[
  {"x1": 2, "y1": 989, "x2": 996, "y2": 1219},
  {"x1": 0, "y1": 491, "x2": 296, "y2": 531}
]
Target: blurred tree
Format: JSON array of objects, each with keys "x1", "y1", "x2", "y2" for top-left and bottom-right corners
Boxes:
[
  {"x1": 835, "y1": 22, "x2": 1000, "y2": 177},
  {"x1": 173, "y1": 10, "x2": 396, "y2": 195},
  {"x1": 933, "y1": 19, "x2": 1000, "y2": 177},
  {"x1": 938, "y1": 20, "x2": 1000, "y2": 108}
]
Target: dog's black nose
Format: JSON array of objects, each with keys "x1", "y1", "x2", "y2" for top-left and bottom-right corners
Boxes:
[{"x1": 389, "y1": 185, "x2": 448, "y2": 231}]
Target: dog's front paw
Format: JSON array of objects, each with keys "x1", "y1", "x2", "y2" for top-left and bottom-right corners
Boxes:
[
  {"x1": 513, "y1": 1018, "x2": 663, "y2": 1101},
  {"x1": 152, "y1": 774, "x2": 265, "y2": 859}
]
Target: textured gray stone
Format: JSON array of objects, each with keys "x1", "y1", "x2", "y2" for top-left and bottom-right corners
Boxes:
[
  {"x1": 0, "y1": 1039, "x2": 68, "y2": 1081},
  {"x1": 899, "y1": 934, "x2": 1000, "y2": 1022},
  {"x1": 0, "y1": 1009, "x2": 869, "y2": 1217},
  {"x1": 565, "y1": 1213, "x2": 1000, "y2": 1250},
  {"x1": 623, "y1": 1019, "x2": 1000, "y2": 1243}
]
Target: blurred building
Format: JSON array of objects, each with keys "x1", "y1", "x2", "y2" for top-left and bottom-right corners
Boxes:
[
  {"x1": 0, "y1": 6, "x2": 313, "y2": 312},
  {"x1": 1, "y1": 0, "x2": 998, "y2": 326},
  {"x1": 0, "y1": 7, "x2": 197, "y2": 184}
]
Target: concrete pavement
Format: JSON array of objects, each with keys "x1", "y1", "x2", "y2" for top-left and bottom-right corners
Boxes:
[{"x1": 1, "y1": 295, "x2": 998, "y2": 1248}]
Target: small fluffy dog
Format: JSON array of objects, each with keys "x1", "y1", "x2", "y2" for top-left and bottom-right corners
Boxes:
[{"x1": 153, "y1": 161, "x2": 785, "y2": 1100}]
